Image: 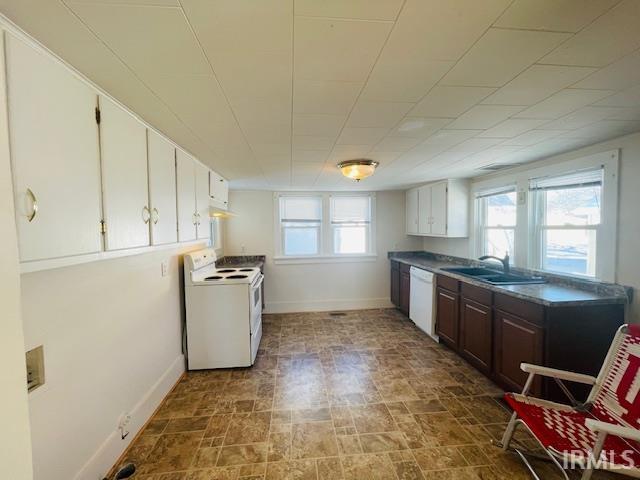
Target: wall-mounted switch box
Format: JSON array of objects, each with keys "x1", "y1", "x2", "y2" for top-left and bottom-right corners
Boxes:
[
  {"x1": 517, "y1": 190, "x2": 527, "y2": 205},
  {"x1": 26, "y1": 345, "x2": 45, "y2": 392}
]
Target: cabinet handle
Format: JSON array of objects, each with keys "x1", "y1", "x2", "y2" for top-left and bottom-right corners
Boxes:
[
  {"x1": 26, "y1": 188, "x2": 38, "y2": 222},
  {"x1": 152, "y1": 208, "x2": 159, "y2": 224},
  {"x1": 142, "y1": 206, "x2": 151, "y2": 224},
  {"x1": 439, "y1": 291, "x2": 455, "y2": 301}
]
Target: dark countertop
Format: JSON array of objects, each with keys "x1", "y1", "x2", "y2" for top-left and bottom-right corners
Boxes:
[
  {"x1": 388, "y1": 251, "x2": 630, "y2": 307},
  {"x1": 216, "y1": 255, "x2": 265, "y2": 270}
]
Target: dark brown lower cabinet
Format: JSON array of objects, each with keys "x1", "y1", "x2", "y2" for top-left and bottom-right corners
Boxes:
[
  {"x1": 436, "y1": 286, "x2": 458, "y2": 347},
  {"x1": 460, "y1": 297, "x2": 493, "y2": 374},
  {"x1": 390, "y1": 261, "x2": 400, "y2": 307},
  {"x1": 400, "y1": 268, "x2": 410, "y2": 316}
]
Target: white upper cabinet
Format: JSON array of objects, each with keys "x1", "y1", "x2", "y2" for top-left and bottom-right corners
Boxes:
[
  {"x1": 99, "y1": 96, "x2": 150, "y2": 250},
  {"x1": 195, "y1": 163, "x2": 210, "y2": 240},
  {"x1": 176, "y1": 149, "x2": 197, "y2": 242},
  {"x1": 407, "y1": 179, "x2": 469, "y2": 238},
  {"x1": 6, "y1": 33, "x2": 102, "y2": 262},
  {"x1": 209, "y1": 170, "x2": 229, "y2": 210},
  {"x1": 405, "y1": 188, "x2": 418, "y2": 235},
  {"x1": 147, "y1": 130, "x2": 177, "y2": 246}
]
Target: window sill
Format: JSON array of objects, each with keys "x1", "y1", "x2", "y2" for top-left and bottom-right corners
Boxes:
[{"x1": 273, "y1": 254, "x2": 378, "y2": 265}]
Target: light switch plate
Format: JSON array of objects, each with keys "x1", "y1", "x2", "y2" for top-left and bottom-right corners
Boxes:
[
  {"x1": 517, "y1": 190, "x2": 527, "y2": 205},
  {"x1": 161, "y1": 261, "x2": 168, "y2": 277}
]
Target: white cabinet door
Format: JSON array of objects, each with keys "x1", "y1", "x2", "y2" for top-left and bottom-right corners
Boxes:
[
  {"x1": 417, "y1": 185, "x2": 432, "y2": 234},
  {"x1": 406, "y1": 188, "x2": 419, "y2": 234},
  {"x1": 6, "y1": 34, "x2": 102, "y2": 262},
  {"x1": 210, "y1": 170, "x2": 229, "y2": 209},
  {"x1": 195, "y1": 163, "x2": 210, "y2": 240},
  {"x1": 176, "y1": 150, "x2": 197, "y2": 242},
  {"x1": 430, "y1": 181, "x2": 448, "y2": 235},
  {"x1": 148, "y1": 130, "x2": 177, "y2": 245},
  {"x1": 99, "y1": 96, "x2": 149, "y2": 250}
]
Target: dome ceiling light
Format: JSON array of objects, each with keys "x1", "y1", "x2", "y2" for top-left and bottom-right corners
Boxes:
[{"x1": 337, "y1": 159, "x2": 379, "y2": 182}]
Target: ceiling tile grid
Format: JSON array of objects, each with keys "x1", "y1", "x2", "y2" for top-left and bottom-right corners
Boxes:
[{"x1": 1, "y1": 0, "x2": 639, "y2": 189}]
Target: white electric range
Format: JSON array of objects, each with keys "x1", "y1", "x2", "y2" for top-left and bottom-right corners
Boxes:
[{"x1": 184, "y1": 248, "x2": 263, "y2": 369}]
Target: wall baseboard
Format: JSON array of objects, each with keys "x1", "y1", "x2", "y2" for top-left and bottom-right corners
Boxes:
[
  {"x1": 73, "y1": 354, "x2": 185, "y2": 480},
  {"x1": 264, "y1": 297, "x2": 393, "y2": 314}
]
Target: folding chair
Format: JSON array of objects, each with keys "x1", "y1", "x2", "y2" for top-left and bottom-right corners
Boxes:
[{"x1": 498, "y1": 324, "x2": 640, "y2": 479}]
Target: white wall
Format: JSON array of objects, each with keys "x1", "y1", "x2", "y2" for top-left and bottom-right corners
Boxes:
[
  {"x1": 20, "y1": 242, "x2": 206, "y2": 480},
  {"x1": 225, "y1": 190, "x2": 422, "y2": 313},
  {"x1": 0, "y1": 31, "x2": 33, "y2": 479},
  {"x1": 423, "y1": 131, "x2": 640, "y2": 322}
]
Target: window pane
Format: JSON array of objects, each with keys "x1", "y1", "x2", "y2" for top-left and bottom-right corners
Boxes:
[
  {"x1": 542, "y1": 229, "x2": 596, "y2": 276},
  {"x1": 280, "y1": 196, "x2": 321, "y2": 220},
  {"x1": 334, "y1": 226, "x2": 367, "y2": 254},
  {"x1": 283, "y1": 227, "x2": 319, "y2": 255},
  {"x1": 484, "y1": 228, "x2": 514, "y2": 259},
  {"x1": 544, "y1": 186, "x2": 601, "y2": 226},
  {"x1": 331, "y1": 196, "x2": 370, "y2": 223},
  {"x1": 486, "y1": 192, "x2": 516, "y2": 227}
]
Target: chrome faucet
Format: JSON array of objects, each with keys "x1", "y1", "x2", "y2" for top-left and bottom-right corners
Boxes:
[{"x1": 479, "y1": 253, "x2": 510, "y2": 274}]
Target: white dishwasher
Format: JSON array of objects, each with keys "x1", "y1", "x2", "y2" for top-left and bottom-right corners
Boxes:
[{"x1": 409, "y1": 266, "x2": 438, "y2": 342}]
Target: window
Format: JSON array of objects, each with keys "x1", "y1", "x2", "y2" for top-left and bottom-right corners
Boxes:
[
  {"x1": 476, "y1": 187, "x2": 517, "y2": 261},
  {"x1": 530, "y1": 168, "x2": 603, "y2": 278},
  {"x1": 331, "y1": 196, "x2": 371, "y2": 255},
  {"x1": 279, "y1": 195, "x2": 322, "y2": 256},
  {"x1": 275, "y1": 193, "x2": 376, "y2": 262}
]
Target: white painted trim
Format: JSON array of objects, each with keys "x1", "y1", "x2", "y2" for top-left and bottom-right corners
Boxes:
[
  {"x1": 265, "y1": 297, "x2": 392, "y2": 314},
  {"x1": 73, "y1": 354, "x2": 185, "y2": 480},
  {"x1": 20, "y1": 239, "x2": 207, "y2": 274}
]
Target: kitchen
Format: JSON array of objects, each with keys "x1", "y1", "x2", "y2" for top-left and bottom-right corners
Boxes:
[{"x1": 2, "y1": 1, "x2": 640, "y2": 480}]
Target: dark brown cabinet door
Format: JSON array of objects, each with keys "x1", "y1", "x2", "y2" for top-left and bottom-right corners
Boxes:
[
  {"x1": 436, "y1": 287, "x2": 458, "y2": 347},
  {"x1": 460, "y1": 297, "x2": 492, "y2": 374},
  {"x1": 400, "y1": 272, "x2": 410, "y2": 316},
  {"x1": 390, "y1": 262, "x2": 400, "y2": 307},
  {"x1": 494, "y1": 309, "x2": 543, "y2": 394}
]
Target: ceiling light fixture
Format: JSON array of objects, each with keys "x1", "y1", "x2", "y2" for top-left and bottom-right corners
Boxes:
[{"x1": 337, "y1": 159, "x2": 379, "y2": 182}]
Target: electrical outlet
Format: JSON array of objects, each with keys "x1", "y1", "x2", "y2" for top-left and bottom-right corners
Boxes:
[
  {"x1": 241, "y1": 245, "x2": 246, "y2": 254},
  {"x1": 161, "y1": 260, "x2": 168, "y2": 277}
]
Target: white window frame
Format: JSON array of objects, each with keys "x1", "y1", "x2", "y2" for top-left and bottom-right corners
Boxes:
[
  {"x1": 472, "y1": 149, "x2": 619, "y2": 282},
  {"x1": 474, "y1": 186, "x2": 517, "y2": 262},
  {"x1": 274, "y1": 192, "x2": 377, "y2": 264}
]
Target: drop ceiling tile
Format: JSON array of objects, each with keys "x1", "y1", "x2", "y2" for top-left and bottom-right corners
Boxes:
[
  {"x1": 382, "y1": 0, "x2": 512, "y2": 62},
  {"x1": 293, "y1": 135, "x2": 336, "y2": 150},
  {"x1": 210, "y1": 51, "x2": 292, "y2": 101},
  {"x1": 347, "y1": 101, "x2": 414, "y2": 128},
  {"x1": 361, "y1": 57, "x2": 454, "y2": 102},
  {"x1": 477, "y1": 118, "x2": 547, "y2": 138},
  {"x1": 292, "y1": 162, "x2": 323, "y2": 185},
  {"x1": 602, "y1": 105, "x2": 640, "y2": 120},
  {"x1": 501, "y1": 129, "x2": 568, "y2": 146},
  {"x1": 410, "y1": 86, "x2": 496, "y2": 117},
  {"x1": 372, "y1": 136, "x2": 423, "y2": 152},
  {"x1": 447, "y1": 105, "x2": 525, "y2": 130},
  {"x1": 230, "y1": 96, "x2": 292, "y2": 127},
  {"x1": 251, "y1": 144, "x2": 292, "y2": 163},
  {"x1": 67, "y1": 3, "x2": 210, "y2": 76},
  {"x1": 482, "y1": 65, "x2": 598, "y2": 106},
  {"x1": 337, "y1": 127, "x2": 389, "y2": 145},
  {"x1": 294, "y1": 0, "x2": 404, "y2": 21},
  {"x1": 494, "y1": 0, "x2": 619, "y2": 33},
  {"x1": 572, "y1": 51, "x2": 640, "y2": 91},
  {"x1": 391, "y1": 117, "x2": 452, "y2": 138},
  {"x1": 181, "y1": 0, "x2": 292, "y2": 53},
  {"x1": 368, "y1": 151, "x2": 404, "y2": 164},
  {"x1": 327, "y1": 145, "x2": 373, "y2": 163},
  {"x1": 293, "y1": 114, "x2": 346, "y2": 137},
  {"x1": 541, "y1": 0, "x2": 640, "y2": 67},
  {"x1": 421, "y1": 129, "x2": 483, "y2": 146},
  {"x1": 441, "y1": 28, "x2": 571, "y2": 87},
  {"x1": 294, "y1": 17, "x2": 392, "y2": 82},
  {"x1": 514, "y1": 89, "x2": 615, "y2": 119},
  {"x1": 558, "y1": 119, "x2": 640, "y2": 139},
  {"x1": 292, "y1": 150, "x2": 330, "y2": 163},
  {"x1": 541, "y1": 106, "x2": 634, "y2": 130},
  {"x1": 241, "y1": 122, "x2": 291, "y2": 145},
  {"x1": 293, "y1": 80, "x2": 362, "y2": 114},
  {"x1": 593, "y1": 84, "x2": 640, "y2": 108}
]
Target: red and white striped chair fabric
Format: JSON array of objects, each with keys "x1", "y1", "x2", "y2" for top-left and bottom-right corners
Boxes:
[{"x1": 502, "y1": 324, "x2": 640, "y2": 479}]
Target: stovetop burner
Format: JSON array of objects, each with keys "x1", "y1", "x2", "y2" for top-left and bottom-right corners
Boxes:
[
  {"x1": 226, "y1": 275, "x2": 248, "y2": 279},
  {"x1": 205, "y1": 276, "x2": 224, "y2": 280},
  {"x1": 216, "y1": 269, "x2": 236, "y2": 273},
  {"x1": 239, "y1": 268, "x2": 254, "y2": 272}
]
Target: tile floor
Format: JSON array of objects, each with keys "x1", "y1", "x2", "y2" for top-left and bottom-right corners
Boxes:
[{"x1": 111, "y1": 309, "x2": 622, "y2": 479}]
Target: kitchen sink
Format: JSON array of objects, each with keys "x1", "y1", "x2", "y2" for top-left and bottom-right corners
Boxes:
[{"x1": 440, "y1": 267, "x2": 546, "y2": 285}]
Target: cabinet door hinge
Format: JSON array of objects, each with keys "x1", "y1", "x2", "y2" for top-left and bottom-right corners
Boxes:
[
  {"x1": 100, "y1": 220, "x2": 107, "y2": 234},
  {"x1": 95, "y1": 107, "x2": 101, "y2": 124}
]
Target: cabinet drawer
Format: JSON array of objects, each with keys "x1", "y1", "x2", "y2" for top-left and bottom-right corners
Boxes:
[
  {"x1": 494, "y1": 293, "x2": 544, "y2": 326},
  {"x1": 461, "y1": 282, "x2": 492, "y2": 305},
  {"x1": 400, "y1": 263, "x2": 412, "y2": 274},
  {"x1": 437, "y1": 274, "x2": 459, "y2": 293}
]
